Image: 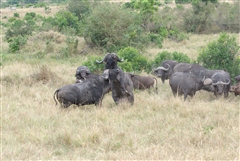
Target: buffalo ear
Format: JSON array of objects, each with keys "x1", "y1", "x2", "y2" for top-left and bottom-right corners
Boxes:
[{"x1": 102, "y1": 69, "x2": 109, "y2": 79}]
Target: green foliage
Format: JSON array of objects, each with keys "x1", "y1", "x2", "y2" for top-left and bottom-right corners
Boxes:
[
  {"x1": 153, "y1": 51, "x2": 191, "y2": 66},
  {"x1": 67, "y1": 0, "x2": 91, "y2": 21},
  {"x1": 175, "y1": 0, "x2": 191, "y2": 4},
  {"x1": 184, "y1": 1, "x2": 215, "y2": 33},
  {"x1": 134, "y1": 0, "x2": 158, "y2": 15},
  {"x1": 5, "y1": 19, "x2": 36, "y2": 41},
  {"x1": 118, "y1": 47, "x2": 150, "y2": 72},
  {"x1": 8, "y1": 36, "x2": 28, "y2": 53},
  {"x1": 13, "y1": 12, "x2": 19, "y2": 18},
  {"x1": 197, "y1": 33, "x2": 240, "y2": 82},
  {"x1": 84, "y1": 3, "x2": 147, "y2": 51},
  {"x1": 148, "y1": 33, "x2": 163, "y2": 48},
  {"x1": 52, "y1": 10, "x2": 80, "y2": 34},
  {"x1": 82, "y1": 56, "x2": 105, "y2": 74},
  {"x1": 213, "y1": 2, "x2": 240, "y2": 33}
]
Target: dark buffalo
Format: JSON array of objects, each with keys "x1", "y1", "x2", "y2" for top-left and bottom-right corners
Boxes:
[
  {"x1": 127, "y1": 73, "x2": 158, "y2": 94},
  {"x1": 75, "y1": 66, "x2": 98, "y2": 83},
  {"x1": 153, "y1": 60, "x2": 179, "y2": 83},
  {"x1": 197, "y1": 69, "x2": 226, "y2": 92},
  {"x1": 204, "y1": 71, "x2": 231, "y2": 98},
  {"x1": 230, "y1": 83, "x2": 240, "y2": 96},
  {"x1": 235, "y1": 75, "x2": 240, "y2": 82},
  {"x1": 169, "y1": 72, "x2": 211, "y2": 101},
  {"x1": 102, "y1": 68, "x2": 134, "y2": 105},
  {"x1": 173, "y1": 63, "x2": 206, "y2": 75},
  {"x1": 96, "y1": 53, "x2": 123, "y2": 69},
  {"x1": 53, "y1": 76, "x2": 110, "y2": 108}
]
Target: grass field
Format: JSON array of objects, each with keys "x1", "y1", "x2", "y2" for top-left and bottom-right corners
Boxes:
[{"x1": 1, "y1": 2, "x2": 240, "y2": 160}]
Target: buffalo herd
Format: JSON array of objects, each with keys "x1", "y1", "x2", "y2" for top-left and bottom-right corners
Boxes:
[{"x1": 53, "y1": 53, "x2": 239, "y2": 108}]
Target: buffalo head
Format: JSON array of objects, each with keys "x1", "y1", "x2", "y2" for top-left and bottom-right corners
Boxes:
[
  {"x1": 96, "y1": 53, "x2": 124, "y2": 69},
  {"x1": 75, "y1": 66, "x2": 91, "y2": 81}
]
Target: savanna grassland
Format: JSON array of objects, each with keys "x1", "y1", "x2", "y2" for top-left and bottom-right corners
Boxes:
[{"x1": 1, "y1": 3, "x2": 240, "y2": 160}]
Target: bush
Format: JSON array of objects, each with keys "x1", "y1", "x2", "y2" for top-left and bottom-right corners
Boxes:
[
  {"x1": 13, "y1": 13, "x2": 19, "y2": 18},
  {"x1": 153, "y1": 51, "x2": 191, "y2": 66},
  {"x1": 8, "y1": 36, "x2": 28, "y2": 53},
  {"x1": 184, "y1": 1, "x2": 215, "y2": 33},
  {"x1": 53, "y1": 10, "x2": 80, "y2": 34},
  {"x1": 197, "y1": 33, "x2": 240, "y2": 82},
  {"x1": 118, "y1": 47, "x2": 150, "y2": 72},
  {"x1": 84, "y1": 3, "x2": 147, "y2": 51},
  {"x1": 82, "y1": 56, "x2": 105, "y2": 74},
  {"x1": 5, "y1": 19, "x2": 36, "y2": 41}
]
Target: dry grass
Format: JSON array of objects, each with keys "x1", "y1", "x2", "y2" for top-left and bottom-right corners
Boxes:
[
  {"x1": 1, "y1": 2, "x2": 240, "y2": 159},
  {"x1": 2, "y1": 60, "x2": 239, "y2": 160},
  {"x1": 146, "y1": 33, "x2": 240, "y2": 60}
]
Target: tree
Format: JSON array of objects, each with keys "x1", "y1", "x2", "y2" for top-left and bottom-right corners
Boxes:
[{"x1": 197, "y1": 32, "x2": 240, "y2": 82}]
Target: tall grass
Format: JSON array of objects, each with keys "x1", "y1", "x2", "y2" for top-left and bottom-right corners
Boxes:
[
  {"x1": 2, "y1": 61, "x2": 239, "y2": 160},
  {"x1": 1, "y1": 4, "x2": 240, "y2": 159}
]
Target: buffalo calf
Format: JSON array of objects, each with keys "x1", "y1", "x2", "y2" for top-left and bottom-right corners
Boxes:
[
  {"x1": 128, "y1": 73, "x2": 158, "y2": 94},
  {"x1": 230, "y1": 83, "x2": 240, "y2": 96}
]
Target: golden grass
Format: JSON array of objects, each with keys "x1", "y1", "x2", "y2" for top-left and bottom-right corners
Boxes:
[
  {"x1": 2, "y1": 61, "x2": 239, "y2": 160},
  {"x1": 146, "y1": 33, "x2": 240, "y2": 60},
  {"x1": 1, "y1": 3, "x2": 240, "y2": 159}
]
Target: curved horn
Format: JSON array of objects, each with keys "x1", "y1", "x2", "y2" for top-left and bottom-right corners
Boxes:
[
  {"x1": 95, "y1": 59, "x2": 104, "y2": 64},
  {"x1": 95, "y1": 53, "x2": 109, "y2": 64},
  {"x1": 153, "y1": 64, "x2": 170, "y2": 71},
  {"x1": 212, "y1": 78, "x2": 230, "y2": 85}
]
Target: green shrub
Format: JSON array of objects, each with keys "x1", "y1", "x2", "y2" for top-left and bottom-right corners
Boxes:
[
  {"x1": 67, "y1": 0, "x2": 91, "y2": 21},
  {"x1": 82, "y1": 56, "x2": 105, "y2": 74},
  {"x1": 8, "y1": 36, "x2": 28, "y2": 53},
  {"x1": 197, "y1": 33, "x2": 240, "y2": 82},
  {"x1": 84, "y1": 3, "x2": 147, "y2": 51},
  {"x1": 153, "y1": 51, "x2": 191, "y2": 66},
  {"x1": 53, "y1": 10, "x2": 80, "y2": 34},
  {"x1": 5, "y1": 19, "x2": 36, "y2": 41},
  {"x1": 118, "y1": 47, "x2": 150, "y2": 72},
  {"x1": 13, "y1": 12, "x2": 19, "y2": 18},
  {"x1": 184, "y1": 1, "x2": 215, "y2": 33}
]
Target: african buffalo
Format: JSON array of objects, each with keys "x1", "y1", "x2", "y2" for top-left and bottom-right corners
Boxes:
[
  {"x1": 169, "y1": 72, "x2": 211, "y2": 101},
  {"x1": 75, "y1": 66, "x2": 98, "y2": 83},
  {"x1": 153, "y1": 60, "x2": 179, "y2": 83},
  {"x1": 96, "y1": 53, "x2": 123, "y2": 69},
  {"x1": 235, "y1": 75, "x2": 240, "y2": 82},
  {"x1": 102, "y1": 68, "x2": 134, "y2": 105},
  {"x1": 127, "y1": 73, "x2": 158, "y2": 94},
  {"x1": 173, "y1": 63, "x2": 206, "y2": 75},
  {"x1": 53, "y1": 75, "x2": 110, "y2": 108},
  {"x1": 203, "y1": 71, "x2": 231, "y2": 98},
  {"x1": 230, "y1": 83, "x2": 240, "y2": 96}
]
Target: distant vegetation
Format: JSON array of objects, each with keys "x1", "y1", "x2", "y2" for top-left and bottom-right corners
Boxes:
[{"x1": 1, "y1": 0, "x2": 240, "y2": 80}]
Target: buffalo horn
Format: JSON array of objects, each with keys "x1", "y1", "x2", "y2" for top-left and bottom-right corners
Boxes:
[
  {"x1": 154, "y1": 64, "x2": 170, "y2": 71},
  {"x1": 212, "y1": 78, "x2": 230, "y2": 85},
  {"x1": 95, "y1": 53, "x2": 109, "y2": 64}
]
